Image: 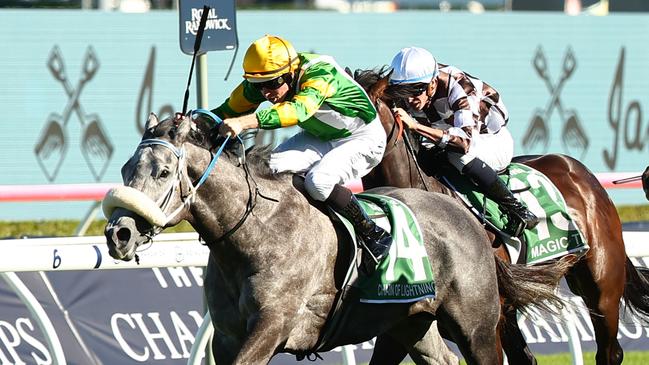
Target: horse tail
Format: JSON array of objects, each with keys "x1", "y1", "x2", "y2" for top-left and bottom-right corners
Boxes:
[
  {"x1": 494, "y1": 254, "x2": 573, "y2": 313},
  {"x1": 623, "y1": 256, "x2": 649, "y2": 318}
]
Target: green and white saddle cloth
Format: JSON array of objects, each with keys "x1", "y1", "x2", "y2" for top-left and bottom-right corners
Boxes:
[
  {"x1": 442, "y1": 163, "x2": 589, "y2": 265},
  {"x1": 330, "y1": 193, "x2": 436, "y2": 304}
]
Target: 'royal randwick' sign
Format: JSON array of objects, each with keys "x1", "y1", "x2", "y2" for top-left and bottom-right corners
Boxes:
[{"x1": 178, "y1": 0, "x2": 237, "y2": 55}]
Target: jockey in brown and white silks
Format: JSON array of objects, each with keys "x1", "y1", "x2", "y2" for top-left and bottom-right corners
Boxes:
[{"x1": 386, "y1": 46, "x2": 539, "y2": 233}]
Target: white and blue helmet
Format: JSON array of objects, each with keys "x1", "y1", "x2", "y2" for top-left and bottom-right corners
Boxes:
[{"x1": 388, "y1": 47, "x2": 439, "y2": 85}]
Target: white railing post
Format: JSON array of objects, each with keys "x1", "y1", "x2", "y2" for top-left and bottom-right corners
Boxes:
[
  {"x1": 341, "y1": 345, "x2": 357, "y2": 365},
  {"x1": 558, "y1": 292, "x2": 584, "y2": 365}
]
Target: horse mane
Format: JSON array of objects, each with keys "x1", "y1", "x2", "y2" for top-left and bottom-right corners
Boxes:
[
  {"x1": 144, "y1": 116, "x2": 286, "y2": 180},
  {"x1": 222, "y1": 144, "x2": 289, "y2": 181},
  {"x1": 353, "y1": 66, "x2": 392, "y2": 104}
]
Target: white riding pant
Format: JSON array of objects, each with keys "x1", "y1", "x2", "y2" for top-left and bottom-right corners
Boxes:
[
  {"x1": 269, "y1": 117, "x2": 386, "y2": 201},
  {"x1": 447, "y1": 126, "x2": 514, "y2": 172}
]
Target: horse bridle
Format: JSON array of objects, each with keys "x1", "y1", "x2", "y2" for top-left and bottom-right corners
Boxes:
[
  {"x1": 384, "y1": 102, "x2": 430, "y2": 191},
  {"x1": 131, "y1": 111, "x2": 262, "y2": 248}
]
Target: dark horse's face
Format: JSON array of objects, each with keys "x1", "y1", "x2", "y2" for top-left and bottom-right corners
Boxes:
[{"x1": 104, "y1": 113, "x2": 193, "y2": 261}]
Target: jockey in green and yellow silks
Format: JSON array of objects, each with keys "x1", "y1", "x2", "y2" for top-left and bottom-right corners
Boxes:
[{"x1": 211, "y1": 35, "x2": 391, "y2": 273}]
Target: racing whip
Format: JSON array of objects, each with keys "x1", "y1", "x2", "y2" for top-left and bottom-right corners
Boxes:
[{"x1": 181, "y1": 5, "x2": 210, "y2": 115}]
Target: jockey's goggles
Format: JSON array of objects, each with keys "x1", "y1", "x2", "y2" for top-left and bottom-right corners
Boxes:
[
  {"x1": 251, "y1": 74, "x2": 290, "y2": 91},
  {"x1": 409, "y1": 83, "x2": 428, "y2": 96}
]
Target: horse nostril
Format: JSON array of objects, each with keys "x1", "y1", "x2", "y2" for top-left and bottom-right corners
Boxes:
[{"x1": 116, "y1": 227, "x2": 131, "y2": 243}]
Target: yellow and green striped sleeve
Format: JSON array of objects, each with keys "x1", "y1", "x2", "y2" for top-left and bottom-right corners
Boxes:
[
  {"x1": 256, "y1": 74, "x2": 336, "y2": 129},
  {"x1": 212, "y1": 82, "x2": 265, "y2": 119}
]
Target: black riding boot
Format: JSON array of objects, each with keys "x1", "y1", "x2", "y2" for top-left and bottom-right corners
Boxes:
[
  {"x1": 462, "y1": 158, "x2": 540, "y2": 235},
  {"x1": 326, "y1": 184, "x2": 392, "y2": 274}
]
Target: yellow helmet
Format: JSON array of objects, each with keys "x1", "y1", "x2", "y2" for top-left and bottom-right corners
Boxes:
[{"x1": 243, "y1": 35, "x2": 299, "y2": 82}]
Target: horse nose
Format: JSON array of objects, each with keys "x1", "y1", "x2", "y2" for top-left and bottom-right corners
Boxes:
[
  {"x1": 105, "y1": 226, "x2": 132, "y2": 246},
  {"x1": 116, "y1": 227, "x2": 131, "y2": 243},
  {"x1": 105, "y1": 225, "x2": 133, "y2": 257}
]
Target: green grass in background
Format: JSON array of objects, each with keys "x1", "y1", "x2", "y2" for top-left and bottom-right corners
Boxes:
[
  {"x1": 397, "y1": 351, "x2": 649, "y2": 365},
  {"x1": 0, "y1": 219, "x2": 194, "y2": 238},
  {"x1": 1, "y1": 204, "x2": 648, "y2": 238},
  {"x1": 617, "y1": 204, "x2": 649, "y2": 223}
]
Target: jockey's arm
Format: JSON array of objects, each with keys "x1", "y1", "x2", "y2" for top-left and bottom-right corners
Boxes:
[
  {"x1": 212, "y1": 81, "x2": 267, "y2": 137},
  {"x1": 392, "y1": 108, "x2": 470, "y2": 153},
  {"x1": 218, "y1": 114, "x2": 259, "y2": 137}
]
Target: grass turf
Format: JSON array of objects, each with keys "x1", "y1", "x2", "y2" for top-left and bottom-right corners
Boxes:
[{"x1": 1, "y1": 204, "x2": 648, "y2": 238}]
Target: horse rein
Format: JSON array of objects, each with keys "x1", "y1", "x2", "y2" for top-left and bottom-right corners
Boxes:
[
  {"x1": 134, "y1": 117, "x2": 277, "y2": 250},
  {"x1": 132, "y1": 118, "x2": 234, "y2": 242},
  {"x1": 391, "y1": 110, "x2": 430, "y2": 191}
]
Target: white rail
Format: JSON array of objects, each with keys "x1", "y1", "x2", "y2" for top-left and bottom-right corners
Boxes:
[{"x1": 0, "y1": 232, "x2": 208, "y2": 272}]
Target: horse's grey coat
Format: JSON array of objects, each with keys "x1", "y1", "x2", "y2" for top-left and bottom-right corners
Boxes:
[{"x1": 105, "y1": 114, "x2": 506, "y2": 365}]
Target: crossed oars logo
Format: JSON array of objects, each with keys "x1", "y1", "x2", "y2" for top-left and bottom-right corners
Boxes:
[
  {"x1": 34, "y1": 46, "x2": 114, "y2": 182},
  {"x1": 522, "y1": 46, "x2": 589, "y2": 159}
]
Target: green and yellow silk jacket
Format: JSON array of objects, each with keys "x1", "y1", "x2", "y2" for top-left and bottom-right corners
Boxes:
[{"x1": 212, "y1": 53, "x2": 377, "y2": 141}]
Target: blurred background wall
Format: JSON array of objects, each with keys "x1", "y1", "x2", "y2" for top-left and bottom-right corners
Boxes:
[{"x1": 1, "y1": 4, "x2": 648, "y2": 219}]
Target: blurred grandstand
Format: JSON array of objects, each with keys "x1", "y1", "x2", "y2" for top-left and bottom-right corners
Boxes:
[{"x1": 1, "y1": 0, "x2": 647, "y2": 12}]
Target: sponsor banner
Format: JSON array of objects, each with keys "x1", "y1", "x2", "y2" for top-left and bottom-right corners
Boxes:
[{"x1": 2, "y1": 258, "x2": 649, "y2": 363}]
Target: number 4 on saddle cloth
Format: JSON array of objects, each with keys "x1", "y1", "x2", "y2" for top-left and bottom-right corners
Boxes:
[
  {"x1": 441, "y1": 163, "x2": 589, "y2": 265},
  {"x1": 328, "y1": 193, "x2": 437, "y2": 304}
]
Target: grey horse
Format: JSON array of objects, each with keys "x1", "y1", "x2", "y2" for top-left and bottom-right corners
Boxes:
[{"x1": 104, "y1": 113, "x2": 567, "y2": 365}]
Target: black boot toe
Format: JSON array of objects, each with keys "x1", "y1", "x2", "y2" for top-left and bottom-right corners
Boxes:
[{"x1": 523, "y1": 212, "x2": 540, "y2": 230}]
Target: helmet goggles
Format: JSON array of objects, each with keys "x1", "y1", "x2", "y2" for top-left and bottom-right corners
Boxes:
[{"x1": 250, "y1": 73, "x2": 291, "y2": 91}]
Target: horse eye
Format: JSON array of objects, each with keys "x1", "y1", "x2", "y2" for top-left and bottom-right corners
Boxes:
[{"x1": 160, "y1": 169, "x2": 170, "y2": 178}]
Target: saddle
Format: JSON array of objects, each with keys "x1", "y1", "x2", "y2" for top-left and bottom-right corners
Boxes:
[
  {"x1": 292, "y1": 179, "x2": 436, "y2": 358},
  {"x1": 425, "y1": 156, "x2": 589, "y2": 265}
]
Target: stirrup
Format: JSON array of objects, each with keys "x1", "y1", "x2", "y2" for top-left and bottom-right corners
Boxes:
[
  {"x1": 507, "y1": 219, "x2": 526, "y2": 238},
  {"x1": 507, "y1": 213, "x2": 539, "y2": 237}
]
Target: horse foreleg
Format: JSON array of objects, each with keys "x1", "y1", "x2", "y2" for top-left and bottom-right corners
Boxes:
[
  {"x1": 225, "y1": 314, "x2": 286, "y2": 365},
  {"x1": 499, "y1": 310, "x2": 537, "y2": 365},
  {"x1": 370, "y1": 334, "x2": 409, "y2": 365},
  {"x1": 373, "y1": 316, "x2": 459, "y2": 365}
]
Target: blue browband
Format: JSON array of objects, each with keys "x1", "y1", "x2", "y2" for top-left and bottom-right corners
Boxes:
[
  {"x1": 190, "y1": 108, "x2": 222, "y2": 126},
  {"x1": 187, "y1": 109, "x2": 232, "y2": 187}
]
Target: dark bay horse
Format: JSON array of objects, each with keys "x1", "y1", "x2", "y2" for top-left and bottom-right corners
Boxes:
[
  {"x1": 103, "y1": 113, "x2": 567, "y2": 365},
  {"x1": 356, "y1": 69, "x2": 649, "y2": 365}
]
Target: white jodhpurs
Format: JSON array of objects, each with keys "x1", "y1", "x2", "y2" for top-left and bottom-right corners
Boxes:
[
  {"x1": 446, "y1": 126, "x2": 514, "y2": 172},
  {"x1": 268, "y1": 118, "x2": 386, "y2": 201}
]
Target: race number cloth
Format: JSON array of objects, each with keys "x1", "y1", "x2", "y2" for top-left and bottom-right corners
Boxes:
[
  {"x1": 446, "y1": 163, "x2": 589, "y2": 265},
  {"x1": 332, "y1": 193, "x2": 436, "y2": 304}
]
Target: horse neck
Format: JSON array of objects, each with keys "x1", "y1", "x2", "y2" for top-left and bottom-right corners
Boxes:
[
  {"x1": 181, "y1": 150, "x2": 250, "y2": 244},
  {"x1": 366, "y1": 101, "x2": 450, "y2": 195},
  {"x1": 185, "y1": 149, "x2": 323, "y2": 270}
]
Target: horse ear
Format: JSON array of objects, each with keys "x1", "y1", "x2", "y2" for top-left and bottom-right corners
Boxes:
[
  {"x1": 144, "y1": 113, "x2": 159, "y2": 131},
  {"x1": 175, "y1": 115, "x2": 192, "y2": 142},
  {"x1": 369, "y1": 76, "x2": 389, "y2": 103}
]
